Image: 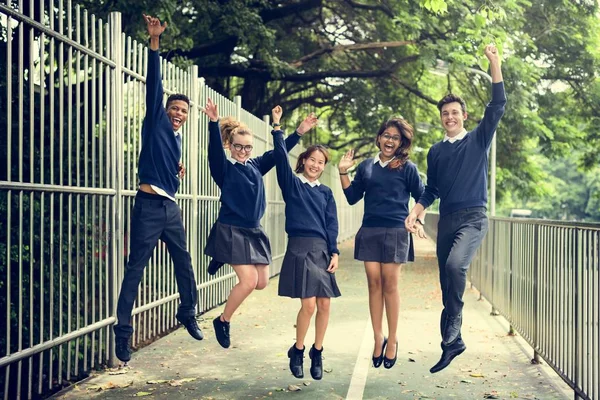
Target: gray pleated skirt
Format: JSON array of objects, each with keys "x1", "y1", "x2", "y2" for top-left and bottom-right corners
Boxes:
[
  {"x1": 204, "y1": 221, "x2": 272, "y2": 265},
  {"x1": 354, "y1": 226, "x2": 414, "y2": 263},
  {"x1": 278, "y1": 237, "x2": 342, "y2": 299}
]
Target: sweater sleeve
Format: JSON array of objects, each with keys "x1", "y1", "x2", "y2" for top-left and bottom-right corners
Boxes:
[
  {"x1": 271, "y1": 129, "x2": 295, "y2": 197},
  {"x1": 208, "y1": 120, "x2": 228, "y2": 188},
  {"x1": 143, "y1": 49, "x2": 164, "y2": 136},
  {"x1": 407, "y1": 163, "x2": 425, "y2": 203},
  {"x1": 417, "y1": 147, "x2": 439, "y2": 209},
  {"x1": 254, "y1": 132, "x2": 302, "y2": 176},
  {"x1": 325, "y1": 190, "x2": 340, "y2": 255},
  {"x1": 472, "y1": 82, "x2": 507, "y2": 150},
  {"x1": 342, "y1": 162, "x2": 366, "y2": 205}
]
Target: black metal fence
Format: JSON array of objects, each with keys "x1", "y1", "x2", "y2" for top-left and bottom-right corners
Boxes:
[{"x1": 425, "y1": 213, "x2": 599, "y2": 400}]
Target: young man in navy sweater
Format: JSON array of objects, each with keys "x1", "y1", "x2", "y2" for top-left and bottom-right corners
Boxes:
[
  {"x1": 113, "y1": 14, "x2": 202, "y2": 363},
  {"x1": 406, "y1": 44, "x2": 506, "y2": 373}
]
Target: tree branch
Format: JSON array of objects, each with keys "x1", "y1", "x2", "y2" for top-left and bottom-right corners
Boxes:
[
  {"x1": 342, "y1": 0, "x2": 394, "y2": 17},
  {"x1": 290, "y1": 40, "x2": 416, "y2": 67},
  {"x1": 260, "y1": 0, "x2": 323, "y2": 23}
]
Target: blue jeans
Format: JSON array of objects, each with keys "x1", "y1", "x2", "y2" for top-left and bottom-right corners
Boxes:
[
  {"x1": 436, "y1": 207, "x2": 488, "y2": 344},
  {"x1": 114, "y1": 192, "x2": 197, "y2": 339}
]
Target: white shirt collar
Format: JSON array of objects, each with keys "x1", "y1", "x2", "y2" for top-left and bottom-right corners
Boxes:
[
  {"x1": 443, "y1": 129, "x2": 468, "y2": 143},
  {"x1": 227, "y1": 156, "x2": 247, "y2": 165},
  {"x1": 298, "y1": 174, "x2": 321, "y2": 187},
  {"x1": 373, "y1": 152, "x2": 395, "y2": 167}
]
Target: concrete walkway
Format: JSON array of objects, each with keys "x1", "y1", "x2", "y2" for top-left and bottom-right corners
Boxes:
[{"x1": 56, "y1": 238, "x2": 571, "y2": 400}]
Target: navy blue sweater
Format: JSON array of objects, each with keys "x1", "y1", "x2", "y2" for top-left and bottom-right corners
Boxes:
[
  {"x1": 418, "y1": 82, "x2": 507, "y2": 216},
  {"x1": 272, "y1": 130, "x2": 340, "y2": 255},
  {"x1": 137, "y1": 49, "x2": 181, "y2": 198},
  {"x1": 208, "y1": 121, "x2": 301, "y2": 228},
  {"x1": 343, "y1": 158, "x2": 424, "y2": 228}
]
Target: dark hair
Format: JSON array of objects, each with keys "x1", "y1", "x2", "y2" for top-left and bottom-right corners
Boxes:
[
  {"x1": 437, "y1": 93, "x2": 467, "y2": 114},
  {"x1": 295, "y1": 145, "x2": 330, "y2": 174},
  {"x1": 375, "y1": 118, "x2": 413, "y2": 169},
  {"x1": 166, "y1": 93, "x2": 190, "y2": 108}
]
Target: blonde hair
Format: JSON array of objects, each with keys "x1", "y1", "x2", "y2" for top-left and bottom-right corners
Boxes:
[{"x1": 219, "y1": 117, "x2": 251, "y2": 149}]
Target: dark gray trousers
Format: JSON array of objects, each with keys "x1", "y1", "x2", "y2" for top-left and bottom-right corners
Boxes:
[
  {"x1": 114, "y1": 194, "x2": 197, "y2": 339},
  {"x1": 436, "y1": 207, "x2": 488, "y2": 346}
]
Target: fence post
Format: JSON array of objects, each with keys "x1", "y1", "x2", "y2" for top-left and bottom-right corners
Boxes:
[
  {"x1": 108, "y1": 11, "x2": 123, "y2": 367},
  {"x1": 188, "y1": 65, "x2": 200, "y2": 305},
  {"x1": 532, "y1": 223, "x2": 540, "y2": 364}
]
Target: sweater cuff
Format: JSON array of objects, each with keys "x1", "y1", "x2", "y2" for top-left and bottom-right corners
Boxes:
[
  {"x1": 492, "y1": 82, "x2": 506, "y2": 101},
  {"x1": 330, "y1": 248, "x2": 340, "y2": 255}
]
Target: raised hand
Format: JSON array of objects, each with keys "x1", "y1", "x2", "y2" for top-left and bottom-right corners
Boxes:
[
  {"x1": 484, "y1": 44, "x2": 500, "y2": 64},
  {"x1": 201, "y1": 98, "x2": 219, "y2": 122},
  {"x1": 143, "y1": 14, "x2": 167, "y2": 38},
  {"x1": 296, "y1": 112, "x2": 318, "y2": 136},
  {"x1": 338, "y1": 149, "x2": 355, "y2": 173},
  {"x1": 272, "y1": 105, "x2": 283, "y2": 124}
]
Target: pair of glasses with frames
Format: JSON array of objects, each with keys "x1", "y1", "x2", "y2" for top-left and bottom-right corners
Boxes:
[
  {"x1": 231, "y1": 143, "x2": 253, "y2": 152},
  {"x1": 380, "y1": 133, "x2": 401, "y2": 142}
]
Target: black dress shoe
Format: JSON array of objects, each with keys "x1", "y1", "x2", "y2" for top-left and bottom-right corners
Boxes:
[
  {"x1": 213, "y1": 315, "x2": 230, "y2": 348},
  {"x1": 309, "y1": 345, "x2": 323, "y2": 380},
  {"x1": 372, "y1": 337, "x2": 387, "y2": 368},
  {"x1": 115, "y1": 337, "x2": 132, "y2": 362},
  {"x1": 430, "y1": 342, "x2": 467, "y2": 373},
  {"x1": 383, "y1": 338, "x2": 398, "y2": 369},
  {"x1": 442, "y1": 314, "x2": 462, "y2": 345},
  {"x1": 288, "y1": 344, "x2": 304, "y2": 378},
  {"x1": 179, "y1": 316, "x2": 204, "y2": 341},
  {"x1": 207, "y1": 259, "x2": 224, "y2": 275}
]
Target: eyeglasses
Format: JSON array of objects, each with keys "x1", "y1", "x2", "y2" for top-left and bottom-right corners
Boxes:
[
  {"x1": 231, "y1": 143, "x2": 253, "y2": 152},
  {"x1": 381, "y1": 134, "x2": 401, "y2": 142}
]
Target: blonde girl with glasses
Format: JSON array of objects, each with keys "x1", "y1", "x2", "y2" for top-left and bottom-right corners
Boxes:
[
  {"x1": 338, "y1": 118, "x2": 427, "y2": 369},
  {"x1": 200, "y1": 98, "x2": 314, "y2": 349}
]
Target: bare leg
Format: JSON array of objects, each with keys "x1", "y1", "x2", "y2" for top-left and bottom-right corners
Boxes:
[
  {"x1": 295, "y1": 297, "x2": 316, "y2": 349},
  {"x1": 382, "y1": 262, "x2": 402, "y2": 358},
  {"x1": 222, "y1": 264, "x2": 259, "y2": 321},
  {"x1": 314, "y1": 297, "x2": 331, "y2": 350},
  {"x1": 365, "y1": 262, "x2": 385, "y2": 356}
]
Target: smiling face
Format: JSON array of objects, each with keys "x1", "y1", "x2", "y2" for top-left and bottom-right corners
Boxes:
[
  {"x1": 166, "y1": 100, "x2": 189, "y2": 131},
  {"x1": 302, "y1": 149, "x2": 327, "y2": 181},
  {"x1": 377, "y1": 126, "x2": 402, "y2": 161},
  {"x1": 440, "y1": 101, "x2": 467, "y2": 137},
  {"x1": 229, "y1": 130, "x2": 254, "y2": 163}
]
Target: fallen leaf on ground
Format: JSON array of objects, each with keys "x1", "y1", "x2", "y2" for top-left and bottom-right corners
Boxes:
[
  {"x1": 324, "y1": 368, "x2": 333, "y2": 373},
  {"x1": 87, "y1": 380, "x2": 132, "y2": 391},
  {"x1": 303, "y1": 382, "x2": 311, "y2": 386},
  {"x1": 147, "y1": 380, "x2": 169, "y2": 384},
  {"x1": 460, "y1": 379, "x2": 472, "y2": 384},
  {"x1": 134, "y1": 392, "x2": 153, "y2": 397},
  {"x1": 107, "y1": 370, "x2": 128, "y2": 375},
  {"x1": 408, "y1": 358, "x2": 416, "y2": 362},
  {"x1": 288, "y1": 384, "x2": 302, "y2": 391},
  {"x1": 483, "y1": 392, "x2": 499, "y2": 399},
  {"x1": 469, "y1": 373, "x2": 485, "y2": 378}
]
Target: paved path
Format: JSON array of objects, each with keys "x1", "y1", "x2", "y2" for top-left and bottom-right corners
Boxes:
[{"x1": 56, "y1": 238, "x2": 571, "y2": 400}]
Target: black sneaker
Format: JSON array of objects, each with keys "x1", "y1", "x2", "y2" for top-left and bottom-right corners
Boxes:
[
  {"x1": 309, "y1": 345, "x2": 323, "y2": 380},
  {"x1": 115, "y1": 337, "x2": 132, "y2": 362},
  {"x1": 213, "y1": 315, "x2": 230, "y2": 348},
  {"x1": 207, "y1": 259, "x2": 224, "y2": 275},
  {"x1": 179, "y1": 316, "x2": 204, "y2": 341},
  {"x1": 288, "y1": 344, "x2": 304, "y2": 378}
]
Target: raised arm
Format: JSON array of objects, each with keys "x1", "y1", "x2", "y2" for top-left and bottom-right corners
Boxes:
[
  {"x1": 255, "y1": 111, "x2": 317, "y2": 175},
  {"x1": 270, "y1": 106, "x2": 296, "y2": 196},
  {"x1": 143, "y1": 14, "x2": 167, "y2": 126},
  {"x1": 474, "y1": 44, "x2": 507, "y2": 150},
  {"x1": 202, "y1": 98, "x2": 227, "y2": 188},
  {"x1": 339, "y1": 151, "x2": 365, "y2": 205}
]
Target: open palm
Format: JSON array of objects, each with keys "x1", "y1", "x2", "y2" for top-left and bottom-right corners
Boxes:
[{"x1": 338, "y1": 149, "x2": 355, "y2": 172}]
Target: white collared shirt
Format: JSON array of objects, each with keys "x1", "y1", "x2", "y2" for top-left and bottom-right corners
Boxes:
[
  {"x1": 298, "y1": 174, "x2": 321, "y2": 187},
  {"x1": 373, "y1": 152, "x2": 395, "y2": 167},
  {"x1": 149, "y1": 131, "x2": 181, "y2": 202},
  {"x1": 443, "y1": 129, "x2": 468, "y2": 143}
]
